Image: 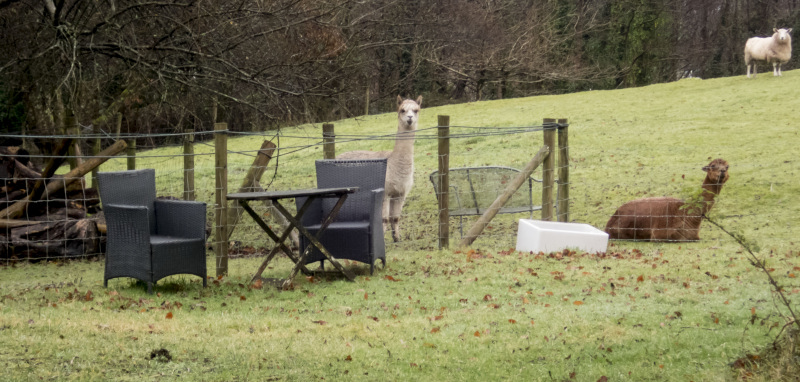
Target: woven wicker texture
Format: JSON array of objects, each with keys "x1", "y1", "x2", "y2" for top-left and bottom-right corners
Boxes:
[
  {"x1": 98, "y1": 169, "x2": 207, "y2": 294},
  {"x1": 296, "y1": 159, "x2": 387, "y2": 273}
]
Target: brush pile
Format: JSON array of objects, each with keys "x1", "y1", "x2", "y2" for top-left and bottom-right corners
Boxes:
[{"x1": 0, "y1": 140, "x2": 126, "y2": 260}]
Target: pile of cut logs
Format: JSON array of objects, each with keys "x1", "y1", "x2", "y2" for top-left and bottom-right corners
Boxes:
[{"x1": 1, "y1": 139, "x2": 127, "y2": 260}]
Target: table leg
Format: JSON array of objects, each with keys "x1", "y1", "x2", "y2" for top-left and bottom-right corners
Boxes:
[
  {"x1": 272, "y1": 195, "x2": 356, "y2": 284},
  {"x1": 276, "y1": 196, "x2": 319, "y2": 273},
  {"x1": 240, "y1": 200, "x2": 311, "y2": 282}
]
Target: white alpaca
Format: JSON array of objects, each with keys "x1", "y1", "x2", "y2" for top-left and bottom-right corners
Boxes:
[
  {"x1": 338, "y1": 95, "x2": 422, "y2": 242},
  {"x1": 745, "y1": 28, "x2": 792, "y2": 78}
]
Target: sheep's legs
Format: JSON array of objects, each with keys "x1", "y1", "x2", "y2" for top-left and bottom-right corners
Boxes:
[
  {"x1": 773, "y1": 62, "x2": 781, "y2": 76},
  {"x1": 747, "y1": 64, "x2": 756, "y2": 78}
]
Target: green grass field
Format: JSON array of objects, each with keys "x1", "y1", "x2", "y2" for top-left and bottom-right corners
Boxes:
[{"x1": 2, "y1": 72, "x2": 799, "y2": 381}]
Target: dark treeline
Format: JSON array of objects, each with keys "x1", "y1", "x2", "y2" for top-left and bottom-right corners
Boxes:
[{"x1": 1, "y1": 0, "x2": 798, "y2": 144}]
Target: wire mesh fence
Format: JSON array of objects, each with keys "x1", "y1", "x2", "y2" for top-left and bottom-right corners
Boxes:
[
  {"x1": 0, "y1": 119, "x2": 565, "y2": 273},
  {"x1": 4, "y1": 116, "x2": 791, "y2": 280}
]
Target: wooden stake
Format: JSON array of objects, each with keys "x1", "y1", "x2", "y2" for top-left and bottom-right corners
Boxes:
[
  {"x1": 323, "y1": 124, "x2": 335, "y2": 159},
  {"x1": 459, "y1": 145, "x2": 549, "y2": 248},
  {"x1": 65, "y1": 110, "x2": 81, "y2": 170},
  {"x1": 183, "y1": 129, "x2": 195, "y2": 201},
  {"x1": 541, "y1": 118, "x2": 556, "y2": 221},
  {"x1": 214, "y1": 122, "x2": 229, "y2": 276},
  {"x1": 91, "y1": 126, "x2": 101, "y2": 188},
  {"x1": 226, "y1": 140, "x2": 277, "y2": 241},
  {"x1": 364, "y1": 86, "x2": 370, "y2": 116},
  {"x1": 437, "y1": 115, "x2": 450, "y2": 250},
  {"x1": 557, "y1": 119, "x2": 570, "y2": 222},
  {"x1": 126, "y1": 139, "x2": 136, "y2": 170}
]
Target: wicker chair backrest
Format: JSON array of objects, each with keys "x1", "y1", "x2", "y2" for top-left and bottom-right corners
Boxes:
[
  {"x1": 97, "y1": 169, "x2": 157, "y2": 234},
  {"x1": 315, "y1": 159, "x2": 387, "y2": 222}
]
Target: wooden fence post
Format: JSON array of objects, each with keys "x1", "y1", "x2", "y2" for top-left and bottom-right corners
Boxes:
[
  {"x1": 437, "y1": 115, "x2": 450, "y2": 250},
  {"x1": 126, "y1": 139, "x2": 136, "y2": 170},
  {"x1": 65, "y1": 110, "x2": 80, "y2": 170},
  {"x1": 214, "y1": 122, "x2": 229, "y2": 276},
  {"x1": 114, "y1": 113, "x2": 122, "y2": 140},
  {"x1": 91, "y1": 126, "x2": 101, "y2": 188},
  {"x1": 557, "y1": 119, "x2": 570, "y2": 222},
  {"x1": 183, "y1": 129, "x2": 196, "y2": 201},
  {"x1": 541, "y1": 118, "x2": 556, "y2": 221},
  {"x1": 323, "y1": 123, "x2": 335, "y2": 159},
  {"x1": 364, "y1": 86, "x2": 370, "y2": 116}
]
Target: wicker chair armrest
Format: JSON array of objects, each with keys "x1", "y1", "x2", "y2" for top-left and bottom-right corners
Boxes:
[
  {"x1": 154, "y1": 199, "x2": 208, "y2": 238},
  {"x1": 104, "y1": 204, "x2": 151, "y2": 258},
  {"x1": 369, "y1": 188, "x2": 385, "y2": 228},
  {"x1": 369, "y1": 188, "x2": 386, "y2": 261}
]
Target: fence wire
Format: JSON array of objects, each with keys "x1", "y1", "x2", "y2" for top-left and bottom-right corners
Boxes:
[
  {"x1": 4, "y1": 122, "x2": 790, "y2": 282},
  {"x1": 0, "y1": 124, "x2": 554, "y2": 269}
]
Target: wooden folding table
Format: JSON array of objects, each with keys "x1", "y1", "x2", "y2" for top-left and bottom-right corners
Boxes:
[{"x1": 227, "y1": 187, "x2": 358, "y2": 288}]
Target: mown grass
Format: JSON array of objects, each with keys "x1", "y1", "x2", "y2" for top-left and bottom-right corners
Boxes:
[{"x1": 2, "y1": 72, "x2": 800, "y2": 381}]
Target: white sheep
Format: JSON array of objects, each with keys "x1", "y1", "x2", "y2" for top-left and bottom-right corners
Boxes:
[{"x1": 744, "y1": 28, "x2": 792, "y2": 78}]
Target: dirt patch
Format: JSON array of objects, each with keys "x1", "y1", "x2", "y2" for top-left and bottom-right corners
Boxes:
[{"x1": 148, "y1": 348, "x2": 172, "y2": 363}]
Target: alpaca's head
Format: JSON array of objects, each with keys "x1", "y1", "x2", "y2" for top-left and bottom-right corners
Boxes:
[
  {"x1": 773, "y1": 28, "x2": 792, "y2": 43},
  {"x1": 703, "y1": 158, "x2": 729, "y2": 187},
  {"x1": 396, "y1": 95, "x2": 423, "y2": 131}
]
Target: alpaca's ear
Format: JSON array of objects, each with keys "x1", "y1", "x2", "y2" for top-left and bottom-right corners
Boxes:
[
  {"x1": 397, "y1": 95, "x2": 404, "y2": 106},
  {"x1": 774, "y1": 28, "x2": 779, "y2": 33},
  {"x1": 702, "y1": 165, "x2": 710, "y2": 172},
  {"x1": 415, "y1": 96, "x2": 423, "y2": 107},
  {"x1": 788, "y1": 28, "x2": 793, "y2": 33}
]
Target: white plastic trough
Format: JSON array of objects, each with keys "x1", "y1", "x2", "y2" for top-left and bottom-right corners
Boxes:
[{"x1": 515, "y1": 219, "x2": 609, "y2": 254}]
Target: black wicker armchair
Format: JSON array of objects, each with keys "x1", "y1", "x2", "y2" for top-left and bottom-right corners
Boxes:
[
  {"x1": 296, "y1": 159, "x2": 387, "y2": 274},
  {"x1": 98, "y1": 169, "x2": 207, "y2": 294}
]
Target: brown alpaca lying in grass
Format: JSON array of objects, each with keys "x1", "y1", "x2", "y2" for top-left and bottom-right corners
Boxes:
[{"x1": 605, "y1": 158, "x2": 729, "y2": 242}]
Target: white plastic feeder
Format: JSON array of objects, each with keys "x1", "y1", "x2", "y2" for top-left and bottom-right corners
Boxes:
[{"x1": 515, "y1": 219, "x2": 609, "y2": 254}]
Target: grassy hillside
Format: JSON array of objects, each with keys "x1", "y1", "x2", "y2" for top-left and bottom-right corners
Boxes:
[
  {"x1": 2, "y1": 72, "x2": 799, "y2": 381},
  {"x1": 97, "y1": 68, "x2": 799, "y2": 254}
]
